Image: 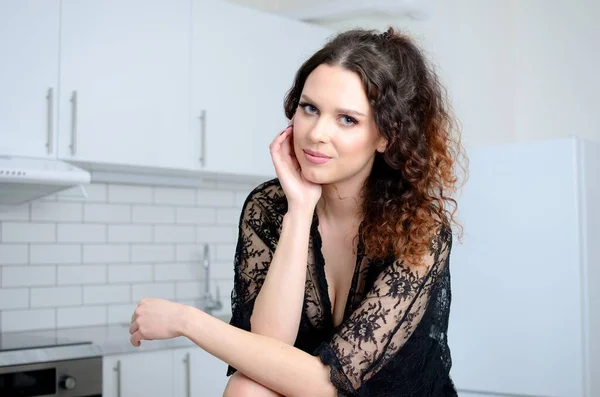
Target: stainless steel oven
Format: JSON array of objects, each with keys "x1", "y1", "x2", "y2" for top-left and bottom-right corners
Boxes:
[{"x1": 0, "y1": 356, "x2": 102, "y2": 397}]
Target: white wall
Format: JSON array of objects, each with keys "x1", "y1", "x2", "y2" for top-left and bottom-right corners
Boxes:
[
  {"x1": 515, "y1": 0, "x2": 600, "y2": 144},
  {"x1": 320, "y1": 0, "x2": 517, "y2": 150},
  {"x1": 0, "y1": 181, "x2": 254, "y2": 332},
  {"x1": 237, "y1": 0, "x2": 600, "y2": 148}
]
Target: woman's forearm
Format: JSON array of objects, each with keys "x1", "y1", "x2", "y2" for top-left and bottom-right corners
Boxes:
[
  {"x1": 182, "y1": 306, "x2": 336, "y2": 397},
  {"x1": 250, "y1": 208, "x2": 314, "y2": 344}
]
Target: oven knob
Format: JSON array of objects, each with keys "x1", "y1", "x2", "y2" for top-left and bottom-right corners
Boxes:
[{"x1": 59, "y1": 375, "x2": 77, "y2": 390}]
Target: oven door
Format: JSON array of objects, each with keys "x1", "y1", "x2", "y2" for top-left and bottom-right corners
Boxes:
[{"x1": 0, "y1": 356, "x2": 102, "y2": 397}]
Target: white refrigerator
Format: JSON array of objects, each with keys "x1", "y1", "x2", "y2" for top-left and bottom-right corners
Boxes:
[{"x1": 447, "y1": 137, "x2": 599, "y2": 397}]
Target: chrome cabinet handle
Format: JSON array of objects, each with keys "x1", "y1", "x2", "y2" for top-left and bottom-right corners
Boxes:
[
  {"x1": 69, "y1": 90, "x2": 78, "y2": 155},
  {"x1": 113, "y1": 360, "x2": 122, "y2": 397},
  {"x1": 183, "y1": 352, "x2": 191, "y2": 397},
  {"x1": 199, "y1": 110, "x2": 206, "y2": 166},
  {"x1": 45, "y1": 88, "x2": 54, "y2": 154}
]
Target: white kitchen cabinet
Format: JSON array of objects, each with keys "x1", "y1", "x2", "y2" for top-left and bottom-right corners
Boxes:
[
  {"x1": 191, "y1": 0, "x2": 333, "y2": 178},
  {"x1": 448, "y1": 137, "x2": 600, "y2": 397},
  {"x1": 0, "y1": 0, "x2": 60, "y2": 158},
  {"x1": 58, "y1": 0, "x2": 196, "y2": 171},
  {"x1": 103, "y1": 349, "x2": 174, "y2": 397},
  {"x1": 173, "y1": 346, "x2": 229, "y2": 397}
]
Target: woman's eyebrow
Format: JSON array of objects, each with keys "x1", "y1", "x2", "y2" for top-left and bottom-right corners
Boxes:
[{"x1": 300, "y1": 94, "x2": 366, "y2": 117}]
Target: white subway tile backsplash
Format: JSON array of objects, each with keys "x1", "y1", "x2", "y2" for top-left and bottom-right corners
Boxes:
[
  {"x1": 108, "y1": 225, "x2": 153, "y2": 243},
  {"x1": 196, "y1": 190, "x2": 235, "y2": 207},
  {"x1": 0, "y1": 244, "x2": 28, "y2": 265},
  {"x1": 108, "y1": 264, "x2": 153, "y2": 283},
  {"x1": 131, "y1": 283, "x2": 175, "y2": 301},
  {"x1": 0, "y1": 204, "x2": 30, "y2": 221},
  {"x1": 154, "y1": 187, "x2": 195, "y2": 206},
  {"x1": 57, "y1": 306, "x2": 107, "y2": 328},
  {"x1": 175, "y1": 281, "x2": 203, "y2": 300},
  {"x1": 109, "y1": 185, "x2": 153, "y2": 204},
  {"x1": 216, "y1": 208, "x2": 240, "y2": 225},
  {"x1": 154, "y1": 263, "x2": 202, "y2": 281},
  {"x1": 214, "y1": 279, "x2": 234, "y2": 318},
  {"x1": 31, "y1": 286, "x2": 82, "y2": 308},
  {"x1": 131, "y1": 245, "x2": 174, "y2": 263},
  {"x1": 210, "y1": 262, "x2": 235, "y2": 280},
  {"x1": 0, "y1": 289, "x2": 29, "y2": 310},
  {"x1": 108, "y1": 303, "x2": 136, "y2": 324},
  {"x1": 84, "y1": 204, "x2": 131, "y2": 223},
  {"x1": 57, "y1": 224, "x2": 106, "y2": 243},
  {"x1": 31, "y1": 202, "x2": 83, "y2": 222},
  {"x1": 84, "y1": 285, "x2": 130, "y2": 304},
  {"x1": 176, "y1": 207, "x2": 216, "y2": 225},
  {"x1": 2, "y1": 266, "x2": 55, "y2": 287},
  {"x1": 197, "y1": 226, "x2": 238, "y2": 243},
  {"x1": 0, "y1": 180, "x2": 245, "y2": 332},
  {"x1": 175, "y1": 298, "x2": 201, "y2": 307},
  {"x1": 83, "y1": 245, "x2": 129, "y2": 264},
  {"x1": 30, "y1": 245, "x2": 81, "y2": 265},
  {"x1": 154, "y1": 225, "x2": 195, "y2": 243},
  {"x1": 1, "y1": 308, "x2": 56, "y2": 332},
  {"x1": 58, "y1": 265, "x2": 106, "y2": 285},
  {"x1": 235, "y1": 191, "x2": 250, "y2": 207},
  {"x1": 215, "y1": 180, "x2": 255, "y2": 191},
  {"x1": 216, "y1": 244, "x2": 236, "y2": 262},
  {"x1": 1, "y1": 223, "x2": 55, "y2": 243},
  {"x1": 175, "y1": 244, "x2": 205, "y2": 263},
  {"x1": 58, "y1": 183, "x2": 107, "y2": 202},
  {"x1": 133, "y1": 205, "x2": 175, "y2": 224}
]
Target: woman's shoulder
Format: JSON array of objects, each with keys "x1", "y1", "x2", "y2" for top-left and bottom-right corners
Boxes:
[{"x1": 241, "y1": 178, "x2": 287, "y2": 218}]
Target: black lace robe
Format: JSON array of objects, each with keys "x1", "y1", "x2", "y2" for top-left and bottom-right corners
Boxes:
[{"x1": 226, "y1": 179, "x2": 457, "y2": 397}]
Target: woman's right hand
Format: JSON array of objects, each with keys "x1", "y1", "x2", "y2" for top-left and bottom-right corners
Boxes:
[{"x1": 269, "y1": 124, "x2": 322, "y2": 212}]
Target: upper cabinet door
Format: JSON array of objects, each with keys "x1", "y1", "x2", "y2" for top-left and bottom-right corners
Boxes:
[
  {"x1": 0, "y1": 0, "x2": 60, "y2": 158},
  {"x1": 58, "y1": 0, "x2": 195, "y2": 170},
  {"x1": 191, "y1": 0, "x2": 333, "y2": 178}
]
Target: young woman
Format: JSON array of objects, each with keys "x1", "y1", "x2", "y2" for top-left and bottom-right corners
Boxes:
[{"x1": 129, "y1": 26, "x2": 466, "y2": 397}]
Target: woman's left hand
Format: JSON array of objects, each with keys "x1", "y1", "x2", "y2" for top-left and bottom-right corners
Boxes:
[{"x1": 129, "y1": 298, "x2": 188, "y2": 346}]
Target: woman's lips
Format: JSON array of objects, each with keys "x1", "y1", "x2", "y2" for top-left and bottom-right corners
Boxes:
[{"x1": 302, "y1": 149, "x2": 331, "y2": 164}]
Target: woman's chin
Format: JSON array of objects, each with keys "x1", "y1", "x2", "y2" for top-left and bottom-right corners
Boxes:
[{"x1": 300, "y1": 165, "x2": 334, "y2": 185}]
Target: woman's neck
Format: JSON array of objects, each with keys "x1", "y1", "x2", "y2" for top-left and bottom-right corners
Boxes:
[{"x1": 316, "y1": 177, "x2": 365, "y2": 227}]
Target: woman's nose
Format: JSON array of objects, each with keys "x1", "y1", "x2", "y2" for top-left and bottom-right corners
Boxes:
[{"x1": 307, "y1": 118, "x2": 332, "y2": 143}]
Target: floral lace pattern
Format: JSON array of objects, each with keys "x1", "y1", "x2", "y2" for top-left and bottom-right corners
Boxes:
[{"x1": 227, "y1": 179, "x2": 457, "y2": 397}]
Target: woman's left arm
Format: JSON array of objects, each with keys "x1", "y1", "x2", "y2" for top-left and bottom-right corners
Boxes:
[
  {"x1": 129, "y1": 299, "x2": 337, "y2": 397},
  {"x1": 130, "y1": 224, "x2": 451, "y2": 397}
]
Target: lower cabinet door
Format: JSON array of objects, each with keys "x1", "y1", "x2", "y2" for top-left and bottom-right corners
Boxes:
[
  {"x1": 173, "y1": 347, "x2": 230, "y2": 397},
  {"x1": 103, "y1": 350, "x2": 174, "y2": 397}
]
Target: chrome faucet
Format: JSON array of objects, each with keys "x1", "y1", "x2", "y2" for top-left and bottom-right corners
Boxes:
[{"x1": 202, "y1": 244, "x2": 222, "y2": 315}]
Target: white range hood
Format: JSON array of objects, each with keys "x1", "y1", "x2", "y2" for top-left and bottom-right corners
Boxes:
[{"x1": 0, "y1": 156, "x2": 91, "y2": 205}]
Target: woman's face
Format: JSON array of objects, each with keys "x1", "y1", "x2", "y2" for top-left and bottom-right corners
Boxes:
[{"x1": 292, "y1": 64, "x2": 387, "y2": 186}]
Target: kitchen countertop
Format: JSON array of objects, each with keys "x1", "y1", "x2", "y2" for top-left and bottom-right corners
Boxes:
[{"x1": 0, "y1": 313, "x2": 231, "y2": 367}]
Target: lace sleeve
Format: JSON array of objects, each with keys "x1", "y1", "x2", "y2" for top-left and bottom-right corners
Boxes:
[
  {"x1": 226, "y1": 188, "x2": 279, "y2": 376},
  {"x1": 314, "y1": 225, "x2": 452, "y2": 394}
]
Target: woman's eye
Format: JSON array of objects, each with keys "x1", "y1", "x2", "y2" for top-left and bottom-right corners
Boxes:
[
  {"x1": 340, "y1": 116, "x2": 357, "y2": 126},
  {"x1": 303, "y1": 104, "x2": 317, "y2": 114}
]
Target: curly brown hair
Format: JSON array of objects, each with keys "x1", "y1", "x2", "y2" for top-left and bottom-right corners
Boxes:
[{"x1": 284, "y1": 27, "x2": 468, "y2": 267}]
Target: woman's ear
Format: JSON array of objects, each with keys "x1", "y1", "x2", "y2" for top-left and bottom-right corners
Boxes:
[{"x1": 376, "y1": 136, "x2": 388, "y2": 153}]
